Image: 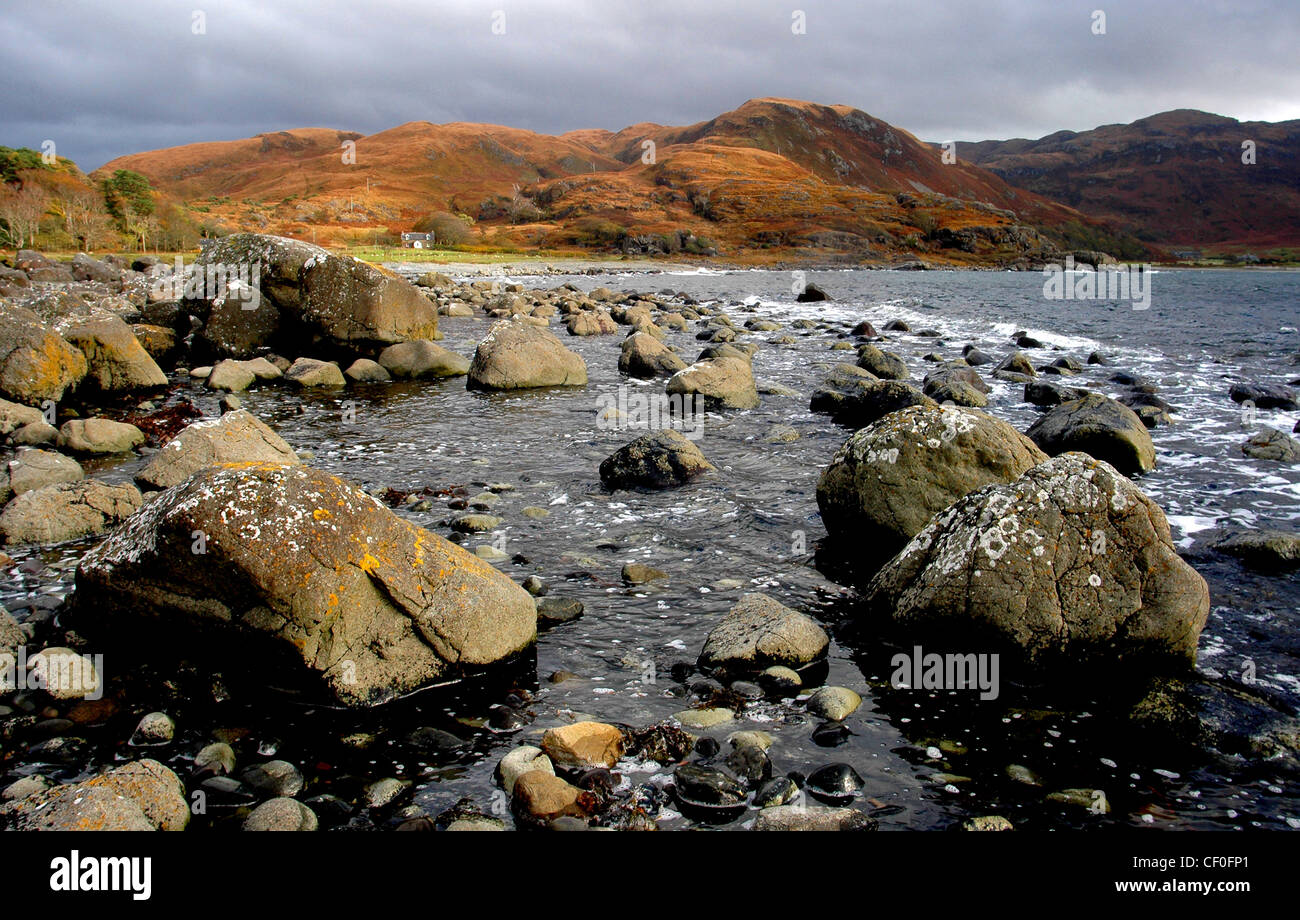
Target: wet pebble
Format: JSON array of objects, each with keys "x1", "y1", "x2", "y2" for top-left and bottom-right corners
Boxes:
[{"x1": 806, "y1": 763, "x2": 865, "y2": 805}]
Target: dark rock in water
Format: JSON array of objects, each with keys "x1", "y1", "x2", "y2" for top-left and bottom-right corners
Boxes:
[
  {"x1": 1016, "y1": 335, "x2": 1043, "y2": 349},
  {"x1": 536, "y1": 596, "x2": 585, "y2": 625},
  {"x1": 812, "y1": 721, "x2": 855, "y2": 747},
  {"x1": 810, "y1": 375, "x2": 935, "y2": 429},
  {"x1": 626, "y1": 722, "x2": 694, "y2": 764},
  {"x1": 817, "y1": 403, "x2": 1047, "y2": 555},
  {"x1": 1025, "y1": 380, "x2": 1088, "y2": 407},
  {"x1": 851, "y1": 320, "x2": 878, "y2": 337},
  {"x1": 1130, "y1": 404, "x2": 1171, "y2": 429},
  {"x1": 304, "y1": 793, "x2": 353, "y2": 827},
  {"x1": 1025, "y1": 392, "x2": 1156, "y2": 473},
  {"x1": 995, "y1": 351, "x2": 1036, "y2": 378},
  {"x1": 403, "y1": 726, "x2": 465, "y2": 753},
  {"x1": 1047, "y1": 356, "x2": 1083, "y2": 374},
  {"x1": 1109, "y1": 371, "x2": 1148, "y2": 388},
  {"x1": 806, "y1": 763, "x2": 865, "y2": 804},
  {"x1": 673, "y1": 763, "x2": 747, "y2": 813},
  {"x1": 1214, "y1": 529, "x2": 1300, "y2": 571},
  {"x1": 754, "y1": 775, "x2": 801, "y2": 808},
  {"x1": 1242, "y1": 428, "x2": 1300, "y2": 463},
  {"x1": 796, "y1": 283, "x2": 830, "y2": 302},
  {"x1": 599, "y1": 430, "x2": 715, "y2": 490},
  {"x1": 1230, "y1": 382, "x2": 1298, "y2": 411},
  {"x1": 856, "y1": 345, "x2": 910, "y2": 380},
  {"x1": 867, "y1": 453, "x2": 1211, "y2": 668},
  {"x1": 693, "y1": 737, "x2": 720, "y2": 759},
  {"x1": 922, "y1": 366, "x2": 989, "y2": 407},
  {"x1": 1087, "y1": 351, "x2": 1111, "y2": 365},
  {"x1": 962, "y1": 346, "x2": 993, "y2": 366},
  {"x1": 239, "y1": 760, "x2": 304, "y2": 797},
  {"x1": 884, "y1": 319, "x2": 911, "y2": 332},
  {"x1": 729, "y1": 680, "x2": 764, "y2": 700},
  {"x1": 724, "y1": 743, "x2": 772, "y2": 786}
]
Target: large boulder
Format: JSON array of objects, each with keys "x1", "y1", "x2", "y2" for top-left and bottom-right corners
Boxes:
[
  {"x1": 665, "y1": 347, "x2": 759, "y2": 409},
  {"x1": 186, "y1": 233, "x2": 439, "y2": 358},
  {"x1": 467, "y1": 320, "x2": 587, "y2": 389},
  {"x1": 0, "y1": 449, "x2": 82, "y2": 503},
  {"x1": 72, "y1": 463, "x2": 538, "y2": 707},
  {"x1": 698, "y1": 593, "x2": 829, "y2": 674},
  {"x1": 377, "y1": 340, "x2": 469, "y2": 378},
  {"x1": 565, "y1": 311, "x2": 617, "y2": 336},
  {"x1": 817, "y1": 404, "x2": 1048, "y2": 555},
  {"x1": 619, "y1": 332, "x2": 686, "y2": 378},
  {"x1": 0, "y1": 304, "x2": 88, "y2": 405},
  {"x1": 0, "y1": 759, "x2": 188, "y2": 831},
  {"x1": 70, "y1": 252, "x2": 121, "y2": 283},
  {"x1": 61, "y1": 315, "x2": 168, "y2": 393},
  {"x1": 135, "y1": 410, "x2": 299, "y2": 490},
  {"x1": 1025, "y1": 392, "x2": 1156, "y2": 474},
  {"x1": 0, "y1": 479, "x2": 143, "y2": 545},
  {"x1": 56, "y1": 418, "x2": 145, "y2": 455},
  {"x1": 599, "y1": 430, "x2": 714, "y2": 490},
  {"x1": 866, "y1": 453, "x2": 1210, "y2": 668},
  {"x1": 922, "y1": 366, "x2": 990, "y2": 407}
]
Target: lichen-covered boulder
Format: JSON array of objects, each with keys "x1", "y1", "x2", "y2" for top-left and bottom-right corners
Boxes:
[
  {"x1": 866, "y1": 453, "x2": 1210, "y2": 668},
  {"x1": 61, "y1": 314, "x2": 167, "y2": 393},
  {"x1": 135, "y1": 410, "x2": 298, "y2": 490},
  {"x1": 856, "y1": 345, "x2": 909, "y2": 381},
  {"x1": 186, "y1": 233, "x2": 439, "y2": 357},
  {"x1": 817, "y1": 404, "x2": 1048, "y2": 555},
  {"x1": 0, "y1": 304, "x2": 88, "y2": 405},
  {"x1": 0, "y1": 479, "x2": 143, "y2": 545},
  {"x1": 0, "y1": 759, "x2": 188, "y2": 831},
  {"x1": 72, "y1": 463, "x2": 538, "y2": 707},
  {"x1": 467, "y1": 320, "x2": 587, "y2": 389}
]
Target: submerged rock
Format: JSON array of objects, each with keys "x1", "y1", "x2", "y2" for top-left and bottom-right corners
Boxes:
[
  {"x1": 1241, "y1": 427, "x2": 1300, "y2": 463},
  {"x1": 72, "y1": 463, "x2": 538, "y2": 706},
  {"x1": 866, "y1": 453, "x2": 1210, "y2": 668}
]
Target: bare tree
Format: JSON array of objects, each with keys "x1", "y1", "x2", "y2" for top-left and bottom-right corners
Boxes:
[{"x1": 0, "y1": 184, "x2": 50, "y2": 248}]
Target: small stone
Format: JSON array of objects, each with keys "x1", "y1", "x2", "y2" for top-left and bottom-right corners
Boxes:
[
  {"x1": 806, "y1": 763, "x2": 865, "y2": 804},
  {"x1": 521, "y1": 575, "x2": 547, "y2": 596},
  {"x1": 806, "y1": 686, "x2": 862, "y2": 721},
  {"x1": 498, "y1": 745, "x2": 555, "y2": 795},
  {"x1": 129, "y1": 711, "x2": 175, "y2": 746},
  {"x1": 521, "y1": 506, "x2": 550, "y2": 519},
  {"x1": 511, "y1": 771, "x2": 587, "y2": 821},
  {"x1": 622, "y1": 562, "x2": 668, "y2": 585},
  {"x1": 541, "y1": 721, "x2": 624, "y2": 770},
  {"x1": 1046, "y1": 788, "x2": 1110, "y2": 812},
  {"x1": 363, "y1": 777, "x2": 407, "y2": 808},
  {"x1": 963, "y1": 815, "x2": 1014, "y2": 831},
  {"x1": 753, "y1": 805, "x2": 877, "y2": 831},
  {"x1": 243, "y1": 797, "x2": 318, "y2": 831},
  {"x1": 194, "y1": 742, "x2": 236, "y2": 777},
  {"x1": 674, "y1": 707, "x2": 735, "y2": 729},
  {"x1": 240, "y1": 760, "x2": 304, "y2": 797},
  {"x1": 536, "y1": 596, "x2": 584, "y2": 624}
]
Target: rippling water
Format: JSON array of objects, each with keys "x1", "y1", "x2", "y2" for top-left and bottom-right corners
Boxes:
[{"x1": 5, "y1": 267, "x2": 1298, "y2": 831}]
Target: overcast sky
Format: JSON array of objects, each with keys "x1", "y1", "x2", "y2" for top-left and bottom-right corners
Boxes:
[{"x1": 3, "y1": 0, "x2": 1299, "y2": 170}]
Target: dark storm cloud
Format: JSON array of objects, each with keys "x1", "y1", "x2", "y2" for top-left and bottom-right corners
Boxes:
[{"x1": 2, "y1": 0, "x2": 1298, "y2": 170}]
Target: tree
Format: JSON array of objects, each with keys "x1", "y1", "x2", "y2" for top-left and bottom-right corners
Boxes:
[
  {"x1": 59, "y1": 185, "x2": 115, "y2": 250},
  {"x1": 0, "y1": 182, "x2": 50, "y2": 248},
  {"x1": 413, "y1": 210, "x2": 471, "y2": 245}
]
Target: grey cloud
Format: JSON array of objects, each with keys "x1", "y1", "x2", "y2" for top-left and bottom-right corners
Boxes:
[{"x1": 1, "y1": 0, "x2": 1297, "y2": 170}]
